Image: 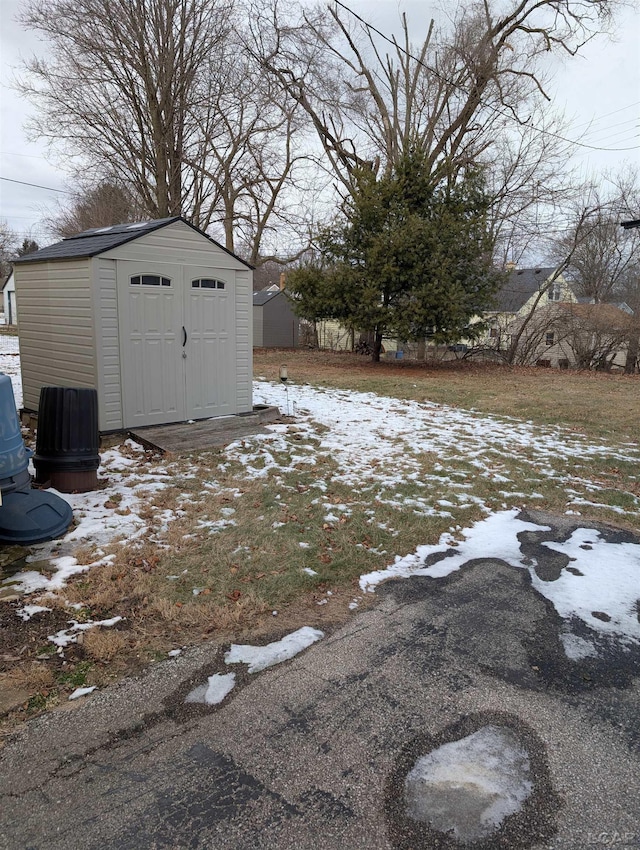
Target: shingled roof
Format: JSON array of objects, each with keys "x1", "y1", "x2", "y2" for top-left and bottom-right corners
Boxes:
[
  {"x1": 13, "y1": 216, "x2": 253, "y2": 268},
  {"x1": 491, "y1": 267, "x2": 558, "y2": 312},
  {"x1": 253, "y1": 290, "x2": 283, "y2": 306}
]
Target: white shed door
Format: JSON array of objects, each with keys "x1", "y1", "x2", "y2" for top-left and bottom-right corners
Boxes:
[
  {"x1": 119, "y1": 263, "x2": 184, "y2": 427},
  {"x1": 118, "y1": 262, "x2": 235, "y2": 427},
  {"x1": 184, "y1": 267, "x2": 236, "y2": 420}
]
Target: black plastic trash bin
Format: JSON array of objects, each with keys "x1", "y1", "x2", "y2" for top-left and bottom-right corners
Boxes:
[{"x1": 33, "y1": 387, "x2": 100, "y2": 493}]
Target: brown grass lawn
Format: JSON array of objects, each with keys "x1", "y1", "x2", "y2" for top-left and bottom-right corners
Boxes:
[
  {"x1": 1, "y1": 349, "x2": 638, "y2": 732},
  {"x1": 254, "y1": 348, "x2": 640, "y2": 443}
]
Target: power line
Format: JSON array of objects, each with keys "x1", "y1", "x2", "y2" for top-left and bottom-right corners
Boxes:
[
  {"x1": 580, "y1": 118, "x2": 639, "y2": 143},
  {"x1": 0, "y1": 176, "x2": 69, "y2": 194},
  {"x1": 333, "y1": 0, "x2": 640, "y2": 154},
  {"x1": 0, "y1": 151, "x2": 49, "y2": 160},
  {"x1": 563, "y1": 101, "x2": 640, "y2": 134}
]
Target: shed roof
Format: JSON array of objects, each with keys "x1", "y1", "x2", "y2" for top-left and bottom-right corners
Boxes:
[
  {"x1": 493, "y1": 267, "x2": 557, "y2": 312},
  {"x1": 13, "y1": 216, "x2": 253, "y2": 268},
  {"x1": 253, "y1": 290, "x2": 282, "y2": 306}
]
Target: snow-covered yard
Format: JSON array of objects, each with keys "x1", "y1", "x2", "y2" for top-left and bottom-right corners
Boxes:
[
  {"x1": 0, "y1": 336, "x2": 21, "y2": 407},
  {"x1": 1, "y1": 343, "x2": 639, "y2": 676}
]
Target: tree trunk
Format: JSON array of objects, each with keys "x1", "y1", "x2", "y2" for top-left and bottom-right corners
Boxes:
[
  {"x1": 371, "y1": 331, "x2": 384, "y2": 362},
  {"x1": 625, "y1": 332, "x2": 639, "y2": 374}
]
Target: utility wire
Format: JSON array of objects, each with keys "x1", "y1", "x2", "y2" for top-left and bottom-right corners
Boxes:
[
  {"x1": 0, "y1": 176, "x2": 69, "y2": 193},
  {"x1": 0, "y1": 151, "x2": 49, "y2": 160},
  {"x1": 580, "y1": 118, "x2": 639, "y2": 142},
  {"x1": 333, "y1": 0, "x2": 639, "y2": 154},
  {"x1": 562, "y1": 101, "x2": 640, "y2": 134}
]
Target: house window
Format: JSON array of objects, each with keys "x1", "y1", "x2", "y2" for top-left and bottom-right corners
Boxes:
[
  {"x1": 545, "y1": 332, "x2": 555, "y2": 346},
  {"x1": 489, "y1": 327, "x2": 499, "y2": 339},
  {"x1": 192, "y1": 279, "x2": 225, "y2": 289},
  {"x1": 547, "y1": 284, "x2": 561, "y2": 301},
  {"x1": 130, "y1": 274, "x2": 171, "y2": 287}
]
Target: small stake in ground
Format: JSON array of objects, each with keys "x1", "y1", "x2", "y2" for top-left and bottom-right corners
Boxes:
[{"x1": 279, "y1": 364, "x2": 290, "y2": 415}]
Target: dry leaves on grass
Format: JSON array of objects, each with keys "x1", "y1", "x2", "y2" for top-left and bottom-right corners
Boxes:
[
  {"x1": 3, "y1": 663, "x2": 55, "y2": 693},
  {"x1": 82, "y1": 629, "x2": 128, "y2": 663}
]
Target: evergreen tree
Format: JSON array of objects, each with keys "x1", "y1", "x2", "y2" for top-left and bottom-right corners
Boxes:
[
  {"x1": 289, "y1": 153, "x2": 503, "y2": 361},
  {"x1": 17, "y1": 238, "x2": 39, "y2": 257}
]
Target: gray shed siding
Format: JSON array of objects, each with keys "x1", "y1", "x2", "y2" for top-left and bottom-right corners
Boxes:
[
  {"x1": 14, "y1": 258, "x2": 97, "y2": 413},
  {"x1": 235, "y1": 269, "x2": 253, "y2": 411},
  {"x1": 265, "y1": 295, "x2": 298, "y2": 347},
  {"x1": 254, "y1": 292, "x2": 298, "y2": 348},
  {"x1": 94, "y1": 258, "x2": 123, "y2": 430},
  {"x1": 253, "y1": 305, "x2": 264, "y2": 347},
  {"x1": 99, "y1": 220, "x2": 242, "y2": 269}
]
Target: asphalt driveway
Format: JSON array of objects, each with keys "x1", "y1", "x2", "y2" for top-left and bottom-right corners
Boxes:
[{"x1": 1, "y1": 510, "x2": 639, "y2": 850}]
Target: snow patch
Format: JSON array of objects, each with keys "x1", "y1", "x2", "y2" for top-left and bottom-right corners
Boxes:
[
  {"x1": 48, "y1": 616, "x2": 123, "y2": 648},
  {"x1": 185, "y1": 673, "x2": 236, "y2": 705},
  {"x1": 560, "y1": 633, "x2": 598, "y2": 661},
  {"x1": 225, "y1": 626, "x2": 324, "y2": 673},
  {"x1": 16, "y1": 604, "x2": 52, "y2": 621},
  {"x1": 536, "y1": 529, "x2": 640, "y2": 641},
  {"x1": 68, "y1": 686, "x2": 97, "y2": 700},
  {"x1": 360, "y1": 510, "x2": 546, "y2": 591},
  {"x1": 360, "y1": 510, "x2": 640, "y2": 647}
]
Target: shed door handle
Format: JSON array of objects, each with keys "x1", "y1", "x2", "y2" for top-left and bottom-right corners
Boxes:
[{"x1": 182, "y1": 326, "x2": 187, "y2": 347}]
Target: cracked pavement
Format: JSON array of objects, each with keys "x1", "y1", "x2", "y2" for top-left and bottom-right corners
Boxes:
[{"x1": 1, "y1": 511, "x2": 639, "y2": 850}]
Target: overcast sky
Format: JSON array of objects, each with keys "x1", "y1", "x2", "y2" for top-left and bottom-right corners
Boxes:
[{"x1": 1, "y1": 0, "x2": 639, "y2": 247}]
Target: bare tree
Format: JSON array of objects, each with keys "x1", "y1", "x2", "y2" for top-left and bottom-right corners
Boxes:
[
  {"x1": 46, "y1": 181, "x2": 142, "y2": 237},
  {"x1": 252, "y1": 0, "x2": 615, "y2": 217},
  {"x1": 19, "y1": 0, "x2": 317, "y2": 264},
  {"x1": 19, "y1": 0, "x2": 236, "y2": 220},
  {"x1": 185, "y1": 47, "x2": 323, "y2": 264},
  {"x1": 555, "y1": 170, "x2": 640, "y2": 303},
  {"x1": 548, "y1": 172, "x2": 640, "y2": 372},
  {"x1": 558, "y1": 303, "x2": 634, "y2": 370},
  {"x1": 0, "y1": 222, "x2": 19, "y2": 281}
]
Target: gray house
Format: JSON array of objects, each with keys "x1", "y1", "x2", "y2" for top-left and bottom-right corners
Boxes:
[
  {"x1": 13, "y1": 217, "x2": 253, "y2": 431},
  {"x1": 253, "y1": 290, "x2": 298, "y2": 348}
]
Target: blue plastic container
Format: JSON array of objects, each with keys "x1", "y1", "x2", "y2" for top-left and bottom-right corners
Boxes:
[
  {"x1": 0, "y1": 489, "x2": 73, "y2": 545},
  {"x1": 0, "y1": 373, "x2": 31, "y2": 493},
  {"x1": 0, "y1": 374, "x2": 74, "y2": 544}
]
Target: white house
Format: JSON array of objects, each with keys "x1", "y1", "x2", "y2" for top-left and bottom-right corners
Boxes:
[
  {"x1": 13, "y1": 217, "x2": 253, "y2": 431},
  {"x1": 2, "y1": 272, "x2": 17, "y2": 325}
]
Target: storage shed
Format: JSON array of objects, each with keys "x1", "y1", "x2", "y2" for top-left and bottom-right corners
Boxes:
[
  {"x1": 253, "y1": 289, "x2": 299, "y2": 348},
  {"x1": 13, "y1": 217, "x2": 253, "y2": 431}
]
